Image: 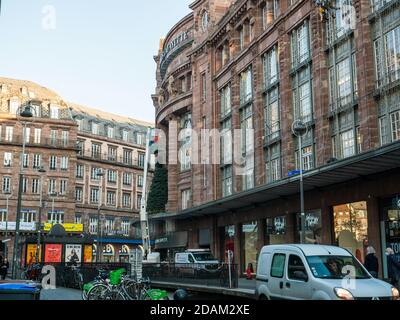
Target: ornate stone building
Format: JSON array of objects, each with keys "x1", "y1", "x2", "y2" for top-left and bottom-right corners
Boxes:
[
  {"x1": 0, "y1": 77, "x2": 154, "y2": 266},
  {"x1": 152, "y1": 0, "x2": 400, "y2": 275}
]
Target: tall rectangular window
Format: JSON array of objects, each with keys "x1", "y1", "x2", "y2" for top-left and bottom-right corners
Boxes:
[
  {"x1": 48, "y1": 179, "x2": 56, "y2": 194},
  {"x1": 23, "y1": 154, "x2": 29, "y2": 168},
  {"x1": 201, "y1": 73, "x2": 207, "y2": 102},
  {"x1": 222, "y1": 166, "x2": 233, "y2": 197},
  {"x1": 123, "y1": 149, "x2": 132, "y2": 165},
  {"x1": 107, "y1": 191, "x2": 116, "y2": 206},
  {"x1": 2, "y1": 177, "x2": 11, "y2": 193},
  {"x1": 263, "y1": 46, "x2": 279, "y2": 87},
  {"x1": 107, "y1": 170, "x2": 117, "y2": 183},
  {"x1": 265, "y1": 143, "x2": 281, "y2": 183},
  {"x1": 89, "y1": 217, "x2": 98, "y2": 234},
  {"x1": 122, "y1": 193, "x2": 131, "y2": 208},
  {"x1": 265, "y1": 87, "x2": 280, "y2": 141},
  {"x1": 32, "y1": 178, "x2": 40, "y2": 194},
  {"x1": 59, "y1": 180, "x2": 68, "y2": 195},
  {"x1": 107, "y1": 127, "x2": 114, "y2": 139},
  {"x1": 181, "y1": 189, "x2": 192, "y2": 210},
  {"x1": 92, "y1": 122, "x2": 99, "y2": 135},
  {"x1": 4, "y1": 152, "x2": 12, "y2": 167},
  {"x1": 76, "y1": 164, "x2": 84, "y2": 179},
  {"x1": 240, "y1": 105, "x2": 254, "y2": 191},
  {"x1": 90, "y1": 188, "x2": 99, "y2": 204},
  {"x1": 138, "y1": 153, "x2": 145, "y2": 168},
  {"x1": 391, "y1": 111, "x2": 400, "y2": 142},
  {"x1": 108, "y1": 146, "x2": 117, "y2": 161},
  {"x1": 291, "y1": 21, "x2": 310, "y2": 67},
  {"x1": 240, "y1": 67, "x2": 253, "y2": 105},
  {"x1": 123, "y1": 173, "x2": 132, "y2": 186},
  {"x1": 34, "y1": 128, "x2": 41, "y2": 144},
  {"x1": 91, "y1": 143, "x2": 101, "y2": 159},
  {"x1": 137, "y1": 175, "x2": 144, "y2": 188},
  {"x1": 50, "y1": 130, "x2": 57, "y2": 145},
  {"x1": 220, "y1": 85, "x2": 231, "y2": 117},
  {"x1": 75, "y1": 187, "x2": 83, "y2": 202},
  {"x1": 341, "y1": 129, "x2": 355, "y2": 158},
  {"x1": 61, "y1": 131, "x2": 69, "y2": 146},
  {"x1": 60, "y1": 156, "x2": 69, "y2": 171},
  {"x1": 50, "y1": 105, "x2": 59, "y2": 119},
  {"x1": 5, "y1": 126, "x2": 13, "y2": 142},
  {"x1": 50, "y1": 156, "x2": 57, "y2": 170}
]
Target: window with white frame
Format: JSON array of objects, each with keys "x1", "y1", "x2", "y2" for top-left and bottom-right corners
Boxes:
[
  {"x1": 75, "y1": 214, "x2": 82, "y2": 225},
  {"x1": 48, "y1": 210, "x2": 64, "y2": 224},
  {"x1": 0, "y1": 210, "x2": 6, "y2": 222},
  {"x1": 22, "y1": 177, "x2": 28, "y2": 194},
  {"x1": 9, "y1": 98, "x2": 19, "y2": 115},
  {"x1": 31, "y1": 178, "x2": 40, "y2": 194},
  {"x1": 265, "y1": 87, "x2": 280, "y2": 141},
  {"x1": 105, "y1": 218, "x2": 115, "y2": 234},
  {"x1": 122, "y1": 130, "x2": 129, "y2": 142},
  {"x1": 89, "y1": 217, "x2": 98, "y2": 234},
  {"x1": 108, "y1": 146, "x2": 117, "y2": 161},
  {"x1": 50, "y1": 105, "x2": 59, "y2": 119},
  {"x1": 137, "y1": 175, "x2": 144, "y2": 188},
  {"x1": 92, "y1": 122, "x2": 99, "y2": 135},
  {"x1": 138, "y1": 153, "x2": 145, "y2": 168},
  {"x1": 265, "y1": 143, "x2": 281, "y2": 183},
  {"x1": 59, "y1": 180, "x2": 68, "y2": 195},
  {"x1": 107, "y1": 170, "x2": 117, "y2": 183},
  {"x1": 291, "y1": 21, "x2": 310, "y2": 67},
  {"x1": 75, "y1": 187, "x2": 83, "y2": 202},
  {"x1": 391, "y1": 111, "x2": 400, "y2": 142},
  {"x1": 136, "y1": 133, "x2": 143, "y2": 145},
  {"x1": 220, "y1": 84, "x2": 231, "y2": 118},
  {"x1": 341, "y1": 129, "x2": 355, "y2": 158},
  {"x1": 50, "y1": 130, "x2": 57, "y2": 145},
  {"x1": 60, "y1": 156, "x2": 69, "y2": 171},
  {"x1": 123, "y1": 149, "x2": 132, "y2": 165},
  {"x1": 5, "y1": 126, "x2": 13, "y2": 142},
  {"x1": 107, "y1": 127, "x2": 114, "y2": 139},
  {"x1": 263, "y1": 46, "x2": 279, "y2": 87},
  {"x1": 121, "y1": 220, "x2": 130, "y2": 236},
  {"x1": 61, "y1": 130, "x2": 69, "y2": 146},
  {"x1": 34, "y1": 128, "x2": 41, "y2": 144},
  {"x1": 107, "y1": 191, "x2": 116, "y2": 206},
  {"x1": 23, "y1": 154, "x2": 29, "y2": 168},
  {"x1": 4, "y1": 152, "x2": 12, "y2": 167},
  {"x1": 136, "y1": 193, "x2": 142, "y2": 210},
  {"x1": 33, "y1": 154, "x2": 42, "y2": 169},
  {"x1": 222, "y1": 166, "x2": 233, "y2": 197},
  {"x1": 181, "y1": 189, "x2": 192, "y2": 210},
  {"x1": 22, "y1": 210, "x2": 36, "y2": 223},
  {"x1": 90, "y1": 188, "x2": 99, "y2": 204},
  {"x1": 48, "y1": 179, "x2": 56, "y2": 194},
  {"x1": 91, "y1": 167, "x2": 101, "y2": 180},
  {"x1": 76, "y1": 164, "x2": 84, "y2": 179},
  {"x1": 49, "y1": 155, "x2": 57, "y2": 170},
  {"x1": 122, "y1": 193, "x2": 131, "y2": 208},
  {"x1": 91, "y1": 143, "x2": 101, "y2": 159},
  {"x1": 2, "y1": 177, "x2": 11, "y2": 193},
  {"x1": 123, "y1": 172, "x2": 132, "y2": 186},
  {"x1": 240, "y1": 67, "x2": 253, "y2": 105}
]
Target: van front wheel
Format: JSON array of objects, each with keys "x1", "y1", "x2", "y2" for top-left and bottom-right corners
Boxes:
[{"x1": 259, "y1": 294, "x2": 268, "y2": 301}]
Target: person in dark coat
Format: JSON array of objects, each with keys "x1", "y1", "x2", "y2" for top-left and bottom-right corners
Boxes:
[
  {"x1": 0, "y1": 258, "x2": 9, "y2": 280},
  {"x1": 364, "y1": 246, "x2": 379, "y2": 278},
  {"x1": 386, "y1": 248, "x2": 400, "y2": 288}
]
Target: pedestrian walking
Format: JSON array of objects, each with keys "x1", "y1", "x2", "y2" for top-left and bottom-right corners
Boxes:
[
  {"x1": 364, "y1": 246, "x2": 379, "y2": 278},
  {"x1": 0, "y1": 258, "x2": 9, "y2": 280},
  {"x1": 246, "y1": 263, "x2": 254, "y2": 280},
  {"x1": 386, "y1": 248, "x2": 400, "y2": 288}
]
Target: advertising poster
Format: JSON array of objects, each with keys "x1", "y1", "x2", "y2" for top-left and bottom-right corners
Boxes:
[
  {"x1": 83, "y1": 245, "x2": 93, "y2": 263},
  {"x1": 44, "y1": 244, "x2": 63, "y2": 263},
  {"x1": 65, "y1": 244, "x2": 82, "y2": 265},
  {"x1": 26, "y1": 244, "x2": 42, "y2": 264}
]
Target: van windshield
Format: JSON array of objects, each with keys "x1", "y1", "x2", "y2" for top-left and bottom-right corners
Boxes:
[
  {"x1": 306, "y1": 255, "x2": 370, "y2": 280},
  {"x1": 192, "y1": 253, "x2": 216, "y2": 262}
]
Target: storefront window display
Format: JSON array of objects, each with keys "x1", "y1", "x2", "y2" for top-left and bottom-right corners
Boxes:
[
  {"x1": 241, "y1": 222, "x2": 258, "y2": 273},
  {"x1": 333, "y1": 201, "x2": 368, "y2": 263},
  {"x1": 266, "y1": 216, "x2": 287, "y2": 245},
  {"x1": 296, "y1": 210, "x2": 322, "y2": 244},
  {"x1": 383, "y1": 197, "x2": 400, "y2": 266}
]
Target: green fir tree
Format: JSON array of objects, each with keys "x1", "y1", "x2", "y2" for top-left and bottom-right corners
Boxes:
[{"x1": 146, "y1": 163, "x2": 168, "y2": 214}]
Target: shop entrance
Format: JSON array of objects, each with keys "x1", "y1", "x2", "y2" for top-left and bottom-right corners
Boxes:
[{"x1": 333, "y1": 201, "x2": 368, "y2": 263}]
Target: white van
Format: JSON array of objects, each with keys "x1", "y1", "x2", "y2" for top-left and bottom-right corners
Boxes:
[
  {"x1": 256, "y1": 244, "x2": 399, "y2": 300},
  {"x1": 175, "y1": 250, "x2": 220, "y2": 276}
]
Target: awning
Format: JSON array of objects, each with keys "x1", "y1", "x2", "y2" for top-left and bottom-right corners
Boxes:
[
  {"x1": 150, "y1": 141, "x2": 400, "y2": 221},
  {"x1": 154, "y1": 231, "x2": 188, "y2": 250}
]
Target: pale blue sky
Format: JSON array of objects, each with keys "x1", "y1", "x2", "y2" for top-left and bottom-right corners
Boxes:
[{"x1": 0, "y1": 0, "x2": 192, "y2": 122}]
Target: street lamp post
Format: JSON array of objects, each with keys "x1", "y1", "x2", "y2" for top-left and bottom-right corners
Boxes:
[
  {"x1": 11, "y1": 103, "x2": 35, "y2": 279},
  {"x1": 292, "y1": 120, "x2": 309, "y2": 245},
  {"x1": 96, "y1": 170, "x2": 104, "y2": 263},
  {"x1": 4, "y1": 191, "x2": 12, "y2": 259},
  {"x1": 36, "y1": 167, "x2": 46, "y2": 264}
]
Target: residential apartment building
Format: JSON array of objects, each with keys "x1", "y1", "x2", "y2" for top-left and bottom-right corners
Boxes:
[
  {"x1": 152, "y1": 0, "x2": 400, "y2": 275},
  {"x1": 0, "y1": 77, "x2": 154, "y2": 265}
]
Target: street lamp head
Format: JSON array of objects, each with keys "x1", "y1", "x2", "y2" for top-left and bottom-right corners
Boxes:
[
  {"x1": 38, "y1": 166, "x2": 46, "y2": 174},
  {"x1": 20, "y1": 104, "x2": 34, "y2": 118},
  {"x1": 292, "y1": 120, "x2": 308, "y2": 137}
]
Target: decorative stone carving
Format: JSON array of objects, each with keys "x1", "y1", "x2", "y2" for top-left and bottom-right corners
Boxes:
[
  {"x1": 158, "y1": 88, "x2": 165, "y2": 106},
  {"x1": 167, "y1": 75, "x2": 178, "y2": 98}
]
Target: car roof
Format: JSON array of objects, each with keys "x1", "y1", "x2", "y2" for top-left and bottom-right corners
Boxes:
[{"x1": 260, "y1": 244, "x2": 353, "y2": 257}]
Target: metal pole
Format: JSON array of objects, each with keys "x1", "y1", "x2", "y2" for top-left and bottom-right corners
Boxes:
[
  {"x1": 5, "y1": 195, "x2": 10, "y2": 259},
  {"x1": 96, "y1": 173, "x2": 103, "y2": 263},
  {"x1": 140, "y1": 128, "x2": 152, "y2": 259},
  {"x1": 36, "y1": 175, "x2": 44, "y2": 264},
  {"x1": 299, "y1": 135, "x2": 306, "y2": 244},
  {"x1": 11, "y1": 122, "x2": 27, "y2": 279}
]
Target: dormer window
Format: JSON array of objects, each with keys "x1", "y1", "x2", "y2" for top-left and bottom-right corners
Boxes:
[
  {"x1": 136, "y1": 133, "x2": 143, "y2": 145},
  {"x1": 76, "y1": 119, "x2": 83, "y2": 131},
  {"x1": 201, "y1": 10, "x2": 209, "y2": 32},
  {"x1": 92, "y1": 122, "x2": 99, "y2": 135},
  {"x1": 122, "y1": 130, "x2": 129, "y2": 142},
  {"x1": 1, "y1": 84, "x2": 8, "y2": 94},
  {"x1": 50, "y1": 104, "x2": 59, "y2": 119},
  {"x1": 107, "y1": 126, "x2": 114, "y2": 139},
  {"x1": 29, "y1": 91, "x2": 36, "y2": 99},
  {"x1": 9, "y1": 98, "x2": 20, "y2": 115},
  {"x1": 21, "y1": 86, "x2": 28, "y2": 96}
]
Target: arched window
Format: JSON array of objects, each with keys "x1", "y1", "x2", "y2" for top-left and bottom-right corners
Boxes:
[{"x1": 201, "y1": 10, "x2": 209, "y2": 32}]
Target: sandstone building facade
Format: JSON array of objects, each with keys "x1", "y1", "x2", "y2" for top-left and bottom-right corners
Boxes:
[{"x1": 152, "y1": 0, "x2": 400, "y2": 276}]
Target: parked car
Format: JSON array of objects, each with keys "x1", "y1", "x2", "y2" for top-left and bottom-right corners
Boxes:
[
  {"x1": 255, "y1": 244, "x2": 400, "y2": 300},
  {"x1": 175, "y1": 250, "x2": 220, "y2": 277}
]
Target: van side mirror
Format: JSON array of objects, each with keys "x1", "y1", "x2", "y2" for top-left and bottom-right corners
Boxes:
[{"x1": 293, "y1": 270, "x2": 308, "y2": 282}]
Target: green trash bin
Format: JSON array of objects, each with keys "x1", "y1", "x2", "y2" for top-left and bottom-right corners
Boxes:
[{"x1": 0, "y1": 282, "x2": 41, "y2": 300}]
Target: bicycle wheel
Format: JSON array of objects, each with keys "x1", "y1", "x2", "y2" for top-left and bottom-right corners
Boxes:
[
  {"x1": 87, "y1": 283, "x2": 111, "y2": 301},
  {"x1": 121, "y1": 279, "x2": 139, "y2": 300}
]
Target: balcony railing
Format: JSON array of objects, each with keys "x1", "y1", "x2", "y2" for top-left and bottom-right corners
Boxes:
[
  {"x1": 78, "y1": 150, "x2": 145, "y2": 168},
  {"x1": 78, "y1": 128, "x2": 147, "y2": 148},
  {"x1": 0, "y1": 135, "x2": 76, "y2": 149}
]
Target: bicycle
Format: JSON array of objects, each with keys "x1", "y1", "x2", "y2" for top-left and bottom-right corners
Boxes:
[
  {"x1": 82, "y1": 268, "x2": 109, "y2": 300},
  {"x1": 86, "y1": 268, "x2": 128, "y2": 301}
]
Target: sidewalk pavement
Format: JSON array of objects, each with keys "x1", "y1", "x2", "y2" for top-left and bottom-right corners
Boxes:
[{"x1": 40, "y1": 287, "x2": 83, "y2": 300}]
